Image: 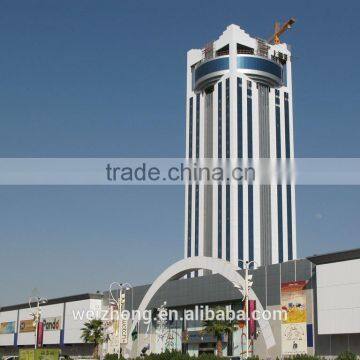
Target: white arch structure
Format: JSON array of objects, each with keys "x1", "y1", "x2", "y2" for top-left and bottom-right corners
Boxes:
[{"x1": 125, "y1": 257, "x2": 275, "y2": 356}]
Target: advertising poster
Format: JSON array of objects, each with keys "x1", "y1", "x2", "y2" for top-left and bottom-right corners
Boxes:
[
  {"x1": 20, "y1": 319, "x2": 36, "y2": 333},
  {"x1": 281, "y1": 281, "x2": 307, "y2": 356},
  {"x1": 248, "y1": 300, "x2": 257, "y2": 339},
  {"x1": 20, "y1": 349, "x2": 60, "y2": 360},
  {"x1": 0, "y1": 321, "x2": 15, "y2": 334}
]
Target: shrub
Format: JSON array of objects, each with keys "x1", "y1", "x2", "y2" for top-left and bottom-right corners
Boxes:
[
  {"x1": 104, "y1": 354, "x2": 125, "y2": 360},
  {"x1": 336, "y1": 351, "x2": 357, "y2": 360}
]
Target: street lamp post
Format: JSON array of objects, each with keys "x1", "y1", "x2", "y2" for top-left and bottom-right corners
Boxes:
[
  {"x1": 109, "y1": 282, "x2": 133, "y2": 359},
  {"x1": 232, "y1": 260, "x2": 257, "y2": 359},
  {"x1": 28, "y1": 295, "x2": 47, "y2": 349}
]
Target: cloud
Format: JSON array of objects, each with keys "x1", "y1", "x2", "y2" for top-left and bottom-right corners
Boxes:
[{"x1": 315, "y1": 213, "x2": 323, "y2": 220}]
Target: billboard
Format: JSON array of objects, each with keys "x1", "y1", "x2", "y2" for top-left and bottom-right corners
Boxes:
[
  {"x1": 43, "y1": 317, "x2": 61, "y2": 331},
  {"x1": 281, "y1": 281, "x2": 307, "y2": 356},
  {"x1": 20, "y1": 349, "x2": 60, "y2": 360},
  {"x1": 0, "y1": 321, "x2": 16, "y2": 334},
  {"x1": 20, "y1": 320, "x2": 36, "y2": 333}
]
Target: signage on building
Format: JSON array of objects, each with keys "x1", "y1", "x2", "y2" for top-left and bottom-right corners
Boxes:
[
  {"x1": 0, "y1": 321, "x2": 16, "y2": 334},
  {"x1": 20, "y1": 319, "x2": 36, "y2": 333},
  {"x1": 281, "y1": 281, "x2": 308, "y2": 356},
  {"x1": 43, "y1": 317, "x2": 61, "y2": 331},
  {"x1": 182, "y1": 330, "x2": 227, "y2": 344}
]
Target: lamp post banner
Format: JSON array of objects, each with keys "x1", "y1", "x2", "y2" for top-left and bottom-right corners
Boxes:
[
  {"x1": 37, "y1": 322, "x2": 44, "y2": 348},
  {"x1": 281, "y1": 281, "x2": 308, "y2": 356}
]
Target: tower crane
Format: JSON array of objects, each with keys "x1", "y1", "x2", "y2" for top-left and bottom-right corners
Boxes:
[{"x1": 268, "y1": 17, "x2": 296, "y2": 45}]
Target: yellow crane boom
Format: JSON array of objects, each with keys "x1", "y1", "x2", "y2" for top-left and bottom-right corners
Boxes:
[{"x1": 268, "y1": 17, "x2": 296, "y2": 44}]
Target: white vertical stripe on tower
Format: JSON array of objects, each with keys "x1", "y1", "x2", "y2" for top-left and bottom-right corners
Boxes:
[
  {"x1": 242, "y1": 77, "x2": 249, "y2": 265},
  {"x1": 199, "y1": 94, "x2": 205, "y2": 259},
  {"x1": 212, "y1": 84, "x2": 219, "y2": 259},
  {"x1": 191, "y1": 95, "x2": 196, "y2": 258},
  {"x1": 221, "y1": 78, "x2": 227, "y2": 260},
  {"x1": 287, "y1": 60, "x2": 297, "y2": 259},
  {"x1": 279, "y1": 89, "x2": 288, "y2": 261},
  {"x1": 269, "y1": 89, "x2": 279, "y2": 264},
  {"x1": 229, "y1": 31, "x2": 238, "y2": 266},
  {"x1": 252, "y1": 82, "x2": 261, "y2": 266}
]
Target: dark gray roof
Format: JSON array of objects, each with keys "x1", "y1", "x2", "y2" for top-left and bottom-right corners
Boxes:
[
  {"x1": 0, "y1": 293, "x2": 103, "y2": 312},
  {"x1": 307, "y1": 248, "x2": 360, "y2": 265}
]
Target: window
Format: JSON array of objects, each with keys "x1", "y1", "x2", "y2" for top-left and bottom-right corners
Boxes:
[
  {"x1": 218, "y1": 184, "x2": 222, "y2": 258},
  {"x1": 237, "y1": 78, "x2": 242, "y2": 158},
  {"x1": 248, "y1": 185, "x2": 254, "y2": 263},
  {"x1": 218, "y1": 82, "x2": 222, "y2": 158},
  {"x1": 247, "y1": 81, "x2": 253, "y2": 158},
  {"x1": 275, "y1": 90, "x2": 281, "y2": 159},
  {"x1": 196, "y1": 94, "x2": 200, "y2": 159},
  {"x1": 187, "y1": 185, "x2": 192, "y2": 257},
  {"x1": 189, "y1": 97, "x2": 193, "y2": 158},
  {"x1": 277, "y1": 185, "x2": 283, "y2": 263},
  {"x1": 226, "y1": 79, "x2": 230, "y2": 158},
  {"x1": 226, "y1": 184, "x2": 231, "y2": 261},
  {"x1": 195, "y1": 184, "x2": 199, "y2": 256},
  {"x1": 238, "y1": 185, "x2": 243, "y2": 267},
  {"x1": 287, "y1": 185, "x2": 293, "y2": 260},
  {"x1": 284, "y1": 92, "x2": 290, "y2": 158}
]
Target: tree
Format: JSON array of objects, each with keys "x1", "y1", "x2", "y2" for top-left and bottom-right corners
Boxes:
[
  {"x1": 81, "y1": 319, "x2": 105, "y2": 359},
  {"x1": 202, "y1": 307, "x2": 237, "y2": 357}
]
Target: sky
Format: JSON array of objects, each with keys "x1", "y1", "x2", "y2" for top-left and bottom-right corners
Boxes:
[{"x1": 1, "y1": 0, "x2": 360, "y2": 306}]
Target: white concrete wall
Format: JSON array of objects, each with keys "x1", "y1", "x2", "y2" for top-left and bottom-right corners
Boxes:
[
  {"x1": 17, "y1": 307, "x2": 36, "y2": 346},
  {"x1": 317, "y1": 259, "x2": 360, "y2": 334},
  {"x1": 1, "y1": 297, "x2": 102, "y2": 347},
  {"x1": 42, "y1": 303, "x2": 64, "y2": 345},
  {"x1": 64, "y1": 299, "x2": 102, "y2": 344}
]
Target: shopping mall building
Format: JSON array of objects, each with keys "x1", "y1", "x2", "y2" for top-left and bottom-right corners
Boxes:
[{"x1": 1, "y1": 248, "x2": 360, "y2": 359}]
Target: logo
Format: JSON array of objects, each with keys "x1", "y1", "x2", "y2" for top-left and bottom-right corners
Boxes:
[{"x1": 43, "y1": 317, "x2": 61, "y2": 331}]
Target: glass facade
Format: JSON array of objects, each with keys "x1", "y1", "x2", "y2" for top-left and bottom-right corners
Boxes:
[
  {"x1": 195, "y1": 57, "x2": 230, "y2": 83},
  {"x1": 275, "y1": 89, "x2": 283, "y2": 262},
  {"x1": 195, "y1": 184, "x2": 199, "y2": 256},
  {"x1": 226, "y1": 78, "x2": 230, "y2": 158},
  {"x1": 196, "y1": 94, "x2": 200, "y2": 159},
  {"x1": 218, "y1": 184, "x2": 222, "y2": 258},
  {"x1": 248, "y1": 184, "x2": 254, "y2": 263},
  {"x1": 275, "y1": 90, "x2": 281, "y2": 159},
  {"x1": 238, "y1": 185, "x2": 243, "y2": 267},
  {"x1": 284, "y1": 92, "x2": 290, "y2": 159},
  {"x1": 237, "y1": 78, "x2": 243, "y2": 267},
  {"x1": 189, "y1": 97, "x2": 193, "y2": 158},
  {"x1": 237, "y1": 56, "x2": 282, "y2": 80},
  {"x1": 247, "y1": 81, "x2": 253, "y2": 158},
  {"x1": 237, "y1": 78, "x2": 242, "y2": 158},
  {"x1": 217, "y1": 82, "x2": 223, "y2": 259},
  {"x1": 247, "y1": 81, "x2": 254, "y2": 263},
  {"x1": 287, "y1": 185, "x2": 293, "y2": 260},
  {"x1": 226, "y1": 184, "x2": 230, "y2": 261},
  {"x1": 218, "y1": 82, "x2": 222, "y2": 158},
  {"x1": 187, "y1": 185, "x2": 192, "y2": 257},
  {"x1": 277, "y1": 185, "x2": 283, "y2": 263},
  {"x1": 194, "y1": 56, "x2": 282, "y2": 86}
]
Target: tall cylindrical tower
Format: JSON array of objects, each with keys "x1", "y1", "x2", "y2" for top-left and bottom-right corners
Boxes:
[{"x1": 184, "y1": 25, "x2": 296, "y2": 268}]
